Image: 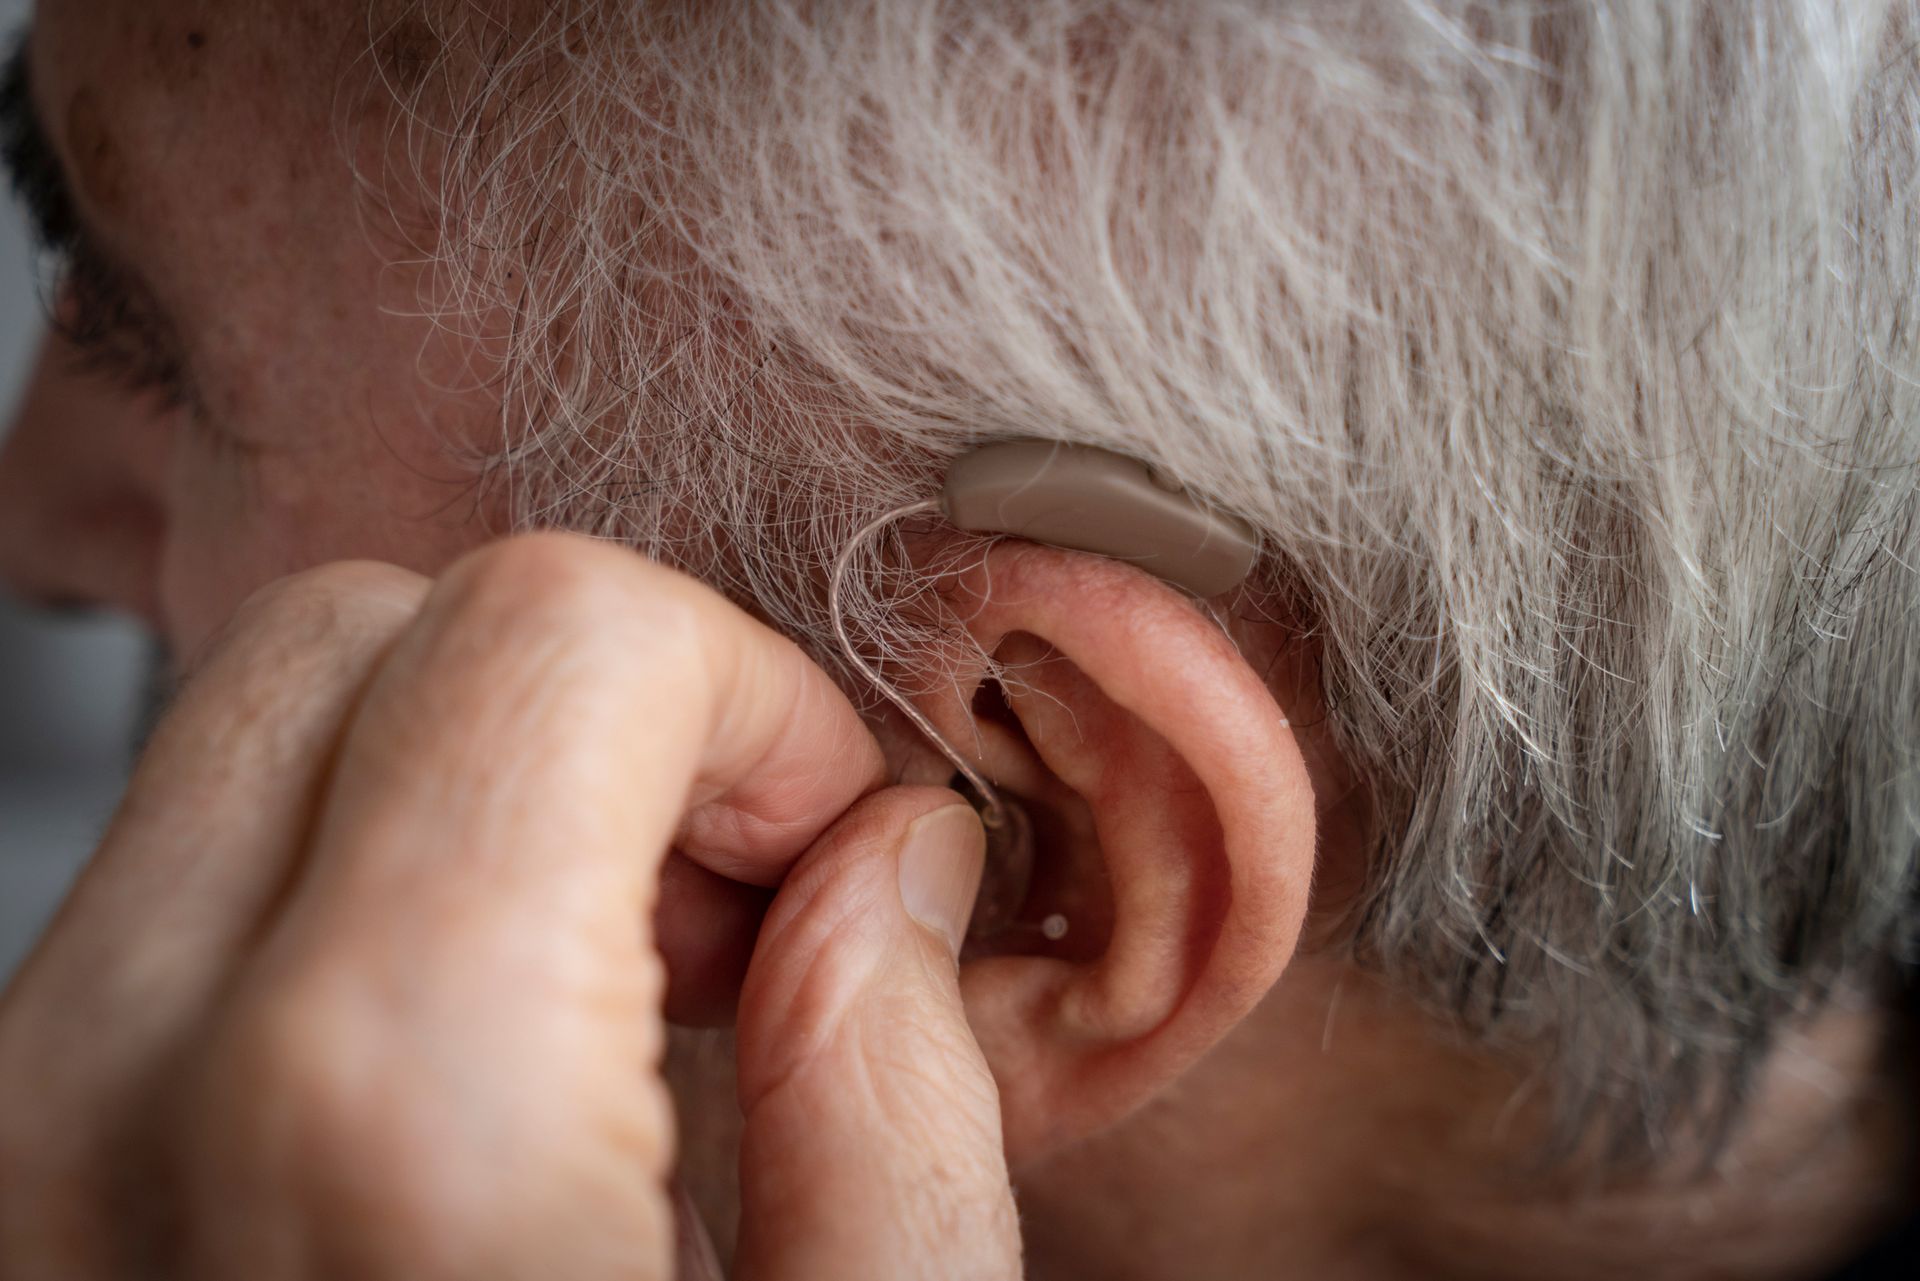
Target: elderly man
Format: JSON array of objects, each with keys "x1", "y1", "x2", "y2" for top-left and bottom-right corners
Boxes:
[{"x1": 0, "y1": 1, "x2": 1914, "y2": 1277}]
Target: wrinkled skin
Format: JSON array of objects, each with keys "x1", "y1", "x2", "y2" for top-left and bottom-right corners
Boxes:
[
  {"x1": 0, "y1": 533, "x2": 1021, "y2": 1278},
  {"x1": 0, "y1": 0, "x2": 509, "y2": 650},
  {"x1": 0, "y1": 2, "x2": 1027, "y2": 1277},
  {"x1": 0, "y1": 2, "x2": 1913, "y2": 1280}
]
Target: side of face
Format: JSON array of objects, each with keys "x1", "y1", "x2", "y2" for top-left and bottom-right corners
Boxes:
[
  {"x1": 0, "y1": 0, "x2": 501, "y2": 658},
  {"x1": 0, "y1": 0, "x2": 1345, "y2": 1159}
]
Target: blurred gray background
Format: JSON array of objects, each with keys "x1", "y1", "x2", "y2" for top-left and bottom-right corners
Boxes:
[{"x1": 0, "y1": 0, "x2": 151, "y2": 983}]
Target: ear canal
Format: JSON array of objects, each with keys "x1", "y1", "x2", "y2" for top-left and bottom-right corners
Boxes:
[{"x1": 936, "y1": 668, "x2": 1112, "y2": 966}]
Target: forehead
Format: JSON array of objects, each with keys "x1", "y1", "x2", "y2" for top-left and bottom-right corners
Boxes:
[
  {"x1": 34, "y1": 0, "x2": 352, "y2": 107},
  {"x1": 30, "y1": 0, "x2": 388, "y2": 212},
  {"x1": 19, "y1": 0, "x2": 476, "y2": 447}
]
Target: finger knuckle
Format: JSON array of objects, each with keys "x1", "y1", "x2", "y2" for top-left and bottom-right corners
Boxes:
[
  {"x1": 244, "y1": 560, "x2": 426, "y2": 628},
  {"x1": 188, "y1": 561, "x2": 426, "y2": 678},
  {"x1": 436, "y1": 533, "x2": 705, "y2": 663}
]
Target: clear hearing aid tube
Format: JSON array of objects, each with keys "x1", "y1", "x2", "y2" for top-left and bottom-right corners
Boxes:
[
  {"x1": 828, "y1": 500, "x2": 1008, "y2": 827},
  {"x1": 827, "y1": 500, "x2": 1036, "y2": 938}
]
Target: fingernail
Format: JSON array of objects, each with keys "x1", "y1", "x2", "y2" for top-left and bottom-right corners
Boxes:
[{"x1": 898, "y1": 804, "x2": 987, "y2": 958}]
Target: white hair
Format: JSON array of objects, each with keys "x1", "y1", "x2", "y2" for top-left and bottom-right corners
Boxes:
[{"x1": 361, "y1": 0, "x2": 1920, "y2": 1159}]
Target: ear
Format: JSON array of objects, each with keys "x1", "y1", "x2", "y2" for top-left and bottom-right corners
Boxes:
[{"x1": 914, "y1": 542, "x2": 1316, "y2": 1165}]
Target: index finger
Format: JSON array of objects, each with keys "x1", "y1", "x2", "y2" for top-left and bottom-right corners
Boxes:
[{"x1": 302, "y1": 532, "x2": 886, "y2": 923}]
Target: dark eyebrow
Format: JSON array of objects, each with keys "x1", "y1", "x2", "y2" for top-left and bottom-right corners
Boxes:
[{"x1": 0, "y1": 30, "x2": 83, "y2": 255}]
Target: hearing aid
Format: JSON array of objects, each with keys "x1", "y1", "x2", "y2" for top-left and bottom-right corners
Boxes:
[
  {"x1": 828, "y1": 440, "x2": 1260, "y2": 940},
  {"x1": 941, "y1": 440, "x2": 1260, "y2": 598}
]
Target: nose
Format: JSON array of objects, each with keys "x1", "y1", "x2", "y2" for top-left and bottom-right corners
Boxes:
[{"x1": 0, "y1": 333, "x2": 169, "y2": 626}]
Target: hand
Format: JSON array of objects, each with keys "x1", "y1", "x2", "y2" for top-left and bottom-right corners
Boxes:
[{"x1": 0, "y1": 534, "x2": 1021, "y2": 1279}]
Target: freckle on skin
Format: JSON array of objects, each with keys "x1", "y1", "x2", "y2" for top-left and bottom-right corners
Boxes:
[{"x1": 64, "y1": 90, "x2": 128, "y2": 215}]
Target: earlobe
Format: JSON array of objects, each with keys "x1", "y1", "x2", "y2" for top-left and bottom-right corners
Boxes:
[{"x1": 916, "y1": 543, "x2": 1317, "y2": 1164}]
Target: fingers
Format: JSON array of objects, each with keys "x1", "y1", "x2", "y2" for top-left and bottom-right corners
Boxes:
[
  {"x1": 3, "y1": 532, "x2": 994, "y2": 1281},
  {"x1": 253, "y1": 533, "x2": 886, "y2": 1035},
  {"x1": 733, "y1": 787, "x2": 1022, "y2": 1281},
  {"x1": 0, "y1": 562, "x2": 426, "y2": 1274},
  {"x1": 180, "y1": 534, "x2": 886, "y2": 1277},
  {"x1": 295, "y1": 532, "x2": 884, "y2": 930},
  {"x1": 5, "y1": 561, "x2": 427, "y2": 1018}
]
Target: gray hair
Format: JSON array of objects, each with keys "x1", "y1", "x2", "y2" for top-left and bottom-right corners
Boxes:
[{"x1": 362, "y1": 0, "x2": 1920, "y2": 1159}]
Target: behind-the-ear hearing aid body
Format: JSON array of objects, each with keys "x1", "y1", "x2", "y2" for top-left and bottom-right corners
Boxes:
[
  {"x1": 827, "y1": 440, "x2": 1260, "y2": 939},
  {"x1": 941, "y1": 440, "x2": 1260, "y2": 598}
]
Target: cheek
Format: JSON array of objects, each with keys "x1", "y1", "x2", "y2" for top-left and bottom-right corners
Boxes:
[
  {"x1": 156, "y1": 440, "x2": 496, "y2": 661},
  {"x1": 151, "y1": 274, "x2": 509, "y2": 659}
]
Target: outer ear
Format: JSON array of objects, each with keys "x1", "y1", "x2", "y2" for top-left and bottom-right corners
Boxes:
[{"x1": 915, "y1": 542, "x2": 1317, "y2": 1165}]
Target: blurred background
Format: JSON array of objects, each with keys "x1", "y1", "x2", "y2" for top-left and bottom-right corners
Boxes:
[{"x1": 0, "y1": 0, "x2": 151, "y2": 983}]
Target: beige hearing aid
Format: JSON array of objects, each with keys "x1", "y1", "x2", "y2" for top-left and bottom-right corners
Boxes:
[{"x1": 940, "y1": 440, "x2": 1260, "y2": 598}]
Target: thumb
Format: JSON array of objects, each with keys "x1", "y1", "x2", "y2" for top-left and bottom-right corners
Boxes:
[{"x1": 732, "y1": 787, "x2": 1022, "y2": 1281}]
